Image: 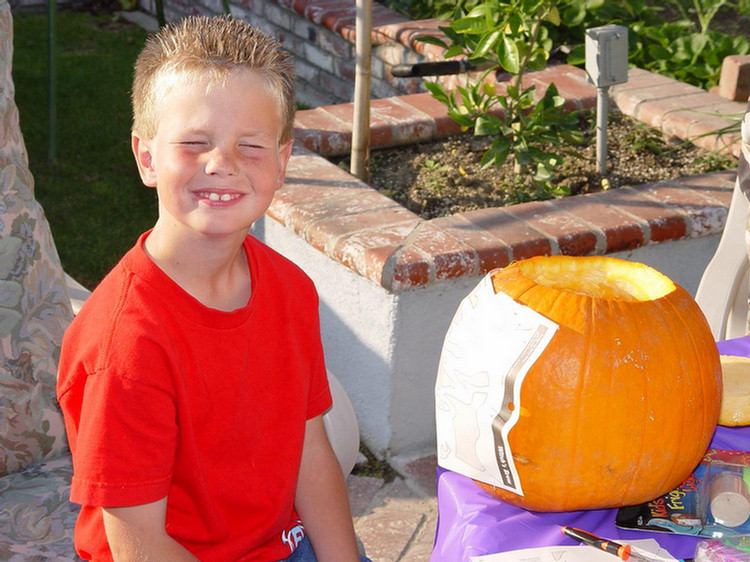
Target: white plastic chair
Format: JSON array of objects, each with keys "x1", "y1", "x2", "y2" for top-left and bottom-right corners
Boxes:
[
  {"x1": 63, "y1": 275, "x2": 361, "y2": 475},
  {"x1": 694, "y1": 179, "x2": 749, "y2": 341}
]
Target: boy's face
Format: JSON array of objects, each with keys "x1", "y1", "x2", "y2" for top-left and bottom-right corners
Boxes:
[{"x1": 132, "y1": 69, "x2": 293, "y2": 240}]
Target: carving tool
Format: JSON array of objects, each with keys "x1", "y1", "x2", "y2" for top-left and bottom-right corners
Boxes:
[{"x1": 561, "y1": 527, "x2": 653, "y2": 562}]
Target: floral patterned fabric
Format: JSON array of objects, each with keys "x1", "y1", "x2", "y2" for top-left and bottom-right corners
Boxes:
[
  {"x1": 0, "y1": 456, "x2": 80, "y2": 561},
  {"x1": 0, "y1": 0, "x2": 74, "y2": 477},
  {"x1": 0, "y1": 0, "x2": 80, "y2": 559}
]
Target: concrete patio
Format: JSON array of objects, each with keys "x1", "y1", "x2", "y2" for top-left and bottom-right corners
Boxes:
[{"x1": 348, "y1": 453, "x2": 438, "y2": 562}]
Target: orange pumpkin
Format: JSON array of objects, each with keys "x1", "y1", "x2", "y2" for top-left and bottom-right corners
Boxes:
[{"x1": 477, "y1": 255, "x2": 721, "y2": 511}]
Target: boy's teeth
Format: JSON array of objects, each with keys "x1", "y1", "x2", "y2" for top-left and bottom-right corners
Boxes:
[{"x1": 207, "y1": 193, "x2": 234, "y2": 201}]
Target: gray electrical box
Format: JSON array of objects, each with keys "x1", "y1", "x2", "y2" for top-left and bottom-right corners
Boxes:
[{"x1": 585, "y1": 25, "x2": 628, "y2": 87}]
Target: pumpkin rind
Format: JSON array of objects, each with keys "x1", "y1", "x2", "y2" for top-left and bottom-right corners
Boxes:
[{"x1": 477, "y1": 255, "x2": 721, "y2": 512}]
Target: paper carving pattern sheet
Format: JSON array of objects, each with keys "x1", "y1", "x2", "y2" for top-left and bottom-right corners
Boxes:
[{"x1": 435, "y1": 273, "x2": 558, "y2": 493}]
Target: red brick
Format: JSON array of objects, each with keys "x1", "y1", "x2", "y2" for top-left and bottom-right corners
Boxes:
[
  {"x1": 536, "y1": 68, "x2": 597, "y2": 110},
  {"x1": 305, "y1": 208, "x2": 420, "y2": 254},
  {"x1": 332, "y1": 225, "x2": 432, "y2": 289},
  {"x1": 397, "y1": 93, "x2": 464, "y2": 138},
  {"x1": 375, "y1": 18, "x2": 444, "y2": 50},
  {"x1": 321, "y1": 7, "x2": 356, "y2": 33},
  {"x1": 290, "y1": 0, "x2": 313, "y2": 16},
  {"x1": 719, "y1": 55, "x2": 750, "y2": 102},
  {"x1": 553, "y1": 193, "x2": 646, "y2": 253},
  {"x1": 370, "y1": 2, "x2": 408, "y2": 29},
  {"x1": 676, "y1": 170, "x2": 737, "y2": 203},
  {"x1": 430, "y1": 214, "x2": 511, "y2": 272},
  {"x1": 330, "y1": 224, "x2": 416, "y2": 283},
  {"x1": 388, "y1": 246, "x2": 432, "y2": 290},
  {"x1": 596, "y1": 186, "x2": 688, "y2": 243},
  {"x1": 284, "y1": 190, "x2": 400, "y2": 237},
  {"x1": 321, "y1": 103, "x2": 396, "y2": 149},
  {"x1": 614, "y1": 68, "x2": 681, "y2": 92},
  {"x1": 408, "y1": 223, "x2": 478, "y2": 280},
  {"x1": 685, "y1": 111, "x2": 744, "y2": 154},
  {"x1": 612, "y1": 73, "x2": 700, "y2": 117},
  {"x1": 634, "y1": 90, "x2": 714, "y2": 128},
  {"x1": 523, "y1": 65, "x2": 597, "y2": 110},
  {"x1": 634, "y1": 179, "x2": 731, "y2": 237},
  {"x1": 302, "y1": 0, "x2": 351, "y2": 26},
  {"x1": 507, "y1": 200, "x2": 601, "y2": 256},
  {"x1": 370, "y1": 97, "x2": 438, "y2": 145},
  {"x1": 458, "y1": 207, "x2": 553, "y2": 260},
  {"x1": 295, "y1": 107, "x2": 350, "y2": 135}
]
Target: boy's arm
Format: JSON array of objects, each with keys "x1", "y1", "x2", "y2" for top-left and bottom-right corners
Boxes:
[
  {"x1": 102, "y1": 497, "x2": 201, "y2": 562},
  {"x1": 295, "y1": 415, "x2": 361, "y2": 562}
]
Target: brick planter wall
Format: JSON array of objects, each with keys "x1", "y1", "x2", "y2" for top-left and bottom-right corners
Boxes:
[{"x1": 286, "y1": 64, "x2": 743, "y2": 292}]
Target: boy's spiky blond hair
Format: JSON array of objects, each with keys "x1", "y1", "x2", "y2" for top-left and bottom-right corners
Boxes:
[{"x1": 132, "y1": 16, "x2": 296, "y2": 143}]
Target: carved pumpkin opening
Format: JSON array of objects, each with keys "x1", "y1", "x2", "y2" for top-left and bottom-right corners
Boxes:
[{"x1": 517, "y1": 256, "x2": 675, "y2": 302}]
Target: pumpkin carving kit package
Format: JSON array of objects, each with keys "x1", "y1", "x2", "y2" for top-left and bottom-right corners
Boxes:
[
  {"x1": 617, "y1": 449, "x2": 750, "y2": 538},
  {"x1": 435, "y1": 255, "x2": 723, "y2": 513}
]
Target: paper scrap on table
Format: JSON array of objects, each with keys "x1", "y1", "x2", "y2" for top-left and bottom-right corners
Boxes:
[
  {"x1": 470, "y1": 539, "x2": 678, "y2": 562},
  {"x1": 435, "y1": 273, "x2": 558, "y2": 494}
]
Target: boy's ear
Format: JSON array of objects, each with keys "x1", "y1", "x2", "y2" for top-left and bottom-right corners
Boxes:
[
  {"x1": 132, "y1": 133, "x2": 157, "y2": 188},
  {"x1": 275, "y1": 139, "x2": 294, "y2": 190}
]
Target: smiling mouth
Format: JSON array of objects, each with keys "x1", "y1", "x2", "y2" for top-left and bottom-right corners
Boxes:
[{"x1": 197, "y1": 191, "x2": 242, "y2": 202}]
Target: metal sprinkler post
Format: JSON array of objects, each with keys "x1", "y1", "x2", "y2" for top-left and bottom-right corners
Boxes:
[{"x1": 585, "y1": 25, "x2": 629, "y2": 176}]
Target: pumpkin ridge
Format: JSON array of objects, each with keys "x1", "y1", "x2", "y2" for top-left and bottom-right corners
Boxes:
[
  {"x1": 659, "y1": 289, "x2": 720, "y2": 489},
  {"x1": 617, "y1": 300, "x2": 649, "y2": 507}
]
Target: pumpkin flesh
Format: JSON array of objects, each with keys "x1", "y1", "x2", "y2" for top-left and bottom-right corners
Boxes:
[{"x1": 479, "y1": 256, "x2": 721, "y2": 512}]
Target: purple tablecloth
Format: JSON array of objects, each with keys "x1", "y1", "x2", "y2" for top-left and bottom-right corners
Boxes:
[{"x1": 431, "y1": 337, "x2": 750, "y2": 562}]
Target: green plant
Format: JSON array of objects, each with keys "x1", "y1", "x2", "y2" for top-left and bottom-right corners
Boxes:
[
  {"x1": 626, "y1": 0, "x2": 750, "y2": 90},
  {"x1": 408, "y1": 0, "x2": 748, "y2": 91},
  {"x1": 421, "y1": 157, "x2": 451, "y2": 192},
  {"x1": 559, "y1": 0, "x2": 749, "y2": 90},
  {"x1": 420, "y1": 0, "x2": 584, "y2": 198},
  {"x1": 405, "y1": 0, "x2": 483, "y2": 20}
]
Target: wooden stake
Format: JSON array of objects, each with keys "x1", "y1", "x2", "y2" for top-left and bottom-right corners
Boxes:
[{"x1": 350, "y1": 0, "x2": 372, "y2": 182}]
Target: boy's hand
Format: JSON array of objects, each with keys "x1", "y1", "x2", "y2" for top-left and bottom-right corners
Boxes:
[
  {"x1": 296, "y1": 415, "x2": 362, "y2": 562},
  {"x1": 102, "y1": 497, "x2": 201, "y2": 562}
]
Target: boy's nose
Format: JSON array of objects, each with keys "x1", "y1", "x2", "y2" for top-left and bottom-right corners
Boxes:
[{"x1": 204, "y1": 147, "x2": 238, "y2": 176}]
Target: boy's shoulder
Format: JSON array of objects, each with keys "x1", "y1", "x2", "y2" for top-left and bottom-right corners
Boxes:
[
  {"x1": 65, "y1": 235, "x2": 163, "y2": 341},
  {"x1": 246, "y1": 234, "x2": 316, "y2": 293}
]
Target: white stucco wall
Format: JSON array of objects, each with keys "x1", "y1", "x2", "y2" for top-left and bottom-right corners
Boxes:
[{"x1": 253, "y1": 215, "x2": 722, "y2": 458}]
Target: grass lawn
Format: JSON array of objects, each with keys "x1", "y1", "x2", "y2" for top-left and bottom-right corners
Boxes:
[{"x1": 13, "y1": 8, "x2": 157, "y2": 289}]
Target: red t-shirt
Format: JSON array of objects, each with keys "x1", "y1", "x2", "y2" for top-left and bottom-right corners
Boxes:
[{"x1": 57, "y1": 232, "x2": 332, "y2": 562}]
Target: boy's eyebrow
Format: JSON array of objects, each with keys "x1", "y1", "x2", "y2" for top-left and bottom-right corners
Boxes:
[{"x1": 172, "y1": 128, "x2": 277, "y2": 141}]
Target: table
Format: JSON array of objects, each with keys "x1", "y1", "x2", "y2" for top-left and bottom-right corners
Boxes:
[{"x1": 431, "y1": 337, "x2": 750, "y2": 562}]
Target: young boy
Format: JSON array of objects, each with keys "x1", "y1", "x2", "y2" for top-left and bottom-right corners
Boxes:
[{"x1": 57, "y1": 16, "x2": 365, "y2": 562}]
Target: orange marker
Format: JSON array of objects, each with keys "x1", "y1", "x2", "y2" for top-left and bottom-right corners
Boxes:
[{"x1": 561, "y1": 527, "x2": 650, "y2": 562}]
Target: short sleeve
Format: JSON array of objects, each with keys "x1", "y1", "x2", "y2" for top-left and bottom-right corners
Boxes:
[{"x1": 70, "y1": 350, "x2": 178, "y2": 507}]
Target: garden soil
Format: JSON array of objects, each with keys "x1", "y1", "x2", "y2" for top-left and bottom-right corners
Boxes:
[{"x1": 349, "y1": 111, "x2": 737, "y2": 220}]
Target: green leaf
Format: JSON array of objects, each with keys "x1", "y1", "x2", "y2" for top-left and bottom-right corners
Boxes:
[
  {"x1": 474, "y1": 29, "x2": 502, "y2": 58},
  {"x1": 424, "y1": 82, "x2": 450, "y2": 105},
  {"x1": 475, "y1": 115, "x2": 501, "y2": 136},
  {"x1": 563, "y1": 3, "x2": 587, "y2": 26},
  {"x1": 689, "y1": 33, "x2": 709, "y2": 58},
  {"x1": 499, "y1": 36, "x2": 520, "y2": 73},
  {"x1": 481, "y1": 137, "x2": 511, "y2": 168}
]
